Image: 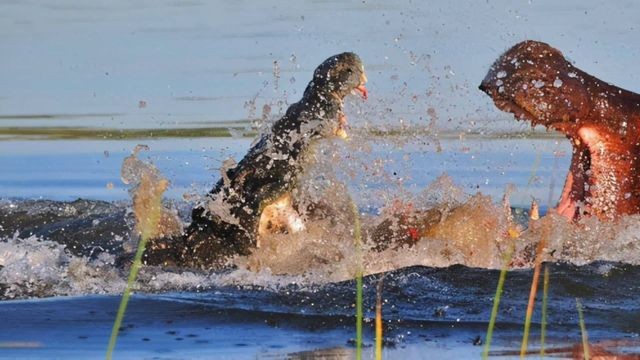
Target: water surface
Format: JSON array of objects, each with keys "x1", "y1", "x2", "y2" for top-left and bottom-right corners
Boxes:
[{"x1": 2, "y1": 1, "x2": 640, "y2": 359}]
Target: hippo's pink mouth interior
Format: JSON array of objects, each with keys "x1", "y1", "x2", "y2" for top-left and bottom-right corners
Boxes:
[
  {"x1": 493, "y1": 97, "x2": 600, "y2": 219},
  {"x1": 556, "y1": 143, "x2": 592, "y2": 219}
]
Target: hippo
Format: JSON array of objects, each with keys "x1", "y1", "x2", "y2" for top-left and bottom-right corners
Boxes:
[{"x1": 480, "y1": 40, "x2": 640, "y2": 221}]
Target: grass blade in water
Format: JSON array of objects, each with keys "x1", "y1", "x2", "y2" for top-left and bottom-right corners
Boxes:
[
  {"x1": 540, "y1": 264, "x2": 549, "y2": 356},
  {"x1": 106, "y1": 147, "x2": 169, "y2": 359},
  {"x1": 482, "y1": 252, "x2": 510, "y2": 360},
  {"x1": 576, "y1": 298, "x2": 590, "y2": 360},
  {"x1": 483, "y1": 201, "x2": 518, "y2": 360},
  {"x1": 375, "y1": 276, "x2": 385, "y2": 360},
  {"x1": 520, "y1": 215, "x2": 546, "y2": 358},
  {"x1": 351, "y1": 201, "x2": 363, "y2": 360}
]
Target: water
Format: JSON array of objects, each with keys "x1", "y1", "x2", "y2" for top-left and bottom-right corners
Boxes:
[
  {"x1": 2, "y1": 264, "x2": 640, "y2": 359},
  {"x1": 3, "y1": 0, "x2": 640, "y2": 358},
  {"x1": 0, "y1": 135, "x2": 569, "y2": 204},
  {"x1": 5, "y1": 140, "x2": 640, "y2": 359}
]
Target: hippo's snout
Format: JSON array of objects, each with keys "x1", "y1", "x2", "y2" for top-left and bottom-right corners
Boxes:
[{"x1": 478, "y1": 74, "x2": 494, "y2": 95}]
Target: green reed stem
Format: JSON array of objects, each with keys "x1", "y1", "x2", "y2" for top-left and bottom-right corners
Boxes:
[
  {"x1": 351, "y1": 201, "x2": 363, "y2": 360},
  {"x1": 520, "y1": 234, "x2": 546, "y2": 358},
  {"x1": 576, "y1": 298, "x2": 590, "y2": 360},
  {"x1": 540, "y1": 264, "x2": 549, "y2": 357},
  {"x1": 356, "y1": 271, "x2": 363, "y2": 360},
  {"x1": 375, "y1": 276, "x2": 384, "y2": 360},
  {"x1": 519, "y1": 267, "x2": 539, "y2": 358},
  {"x1": 107, "y1": 170, "x2": 165, "y2": 359},
  {"x1": 482, "y1": 244, "x2": 514, "y2": 360},
  {"x1": 106, "y1": 235, "x2": 149, "y2": 359}
]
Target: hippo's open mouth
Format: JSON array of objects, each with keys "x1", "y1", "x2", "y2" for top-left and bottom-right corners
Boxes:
[
  {"x1": 485, "y1": 93, "x2": 609, "y2": 220},
  {"x1": 493, "y1": 99, "x2": 537, "y2": 125},
  {"x1": 490, "y1": 97, "x2": 594, "y2": 218},
  {"x1": 480, "y1": 40, "x2": 640, "y2": 221}
]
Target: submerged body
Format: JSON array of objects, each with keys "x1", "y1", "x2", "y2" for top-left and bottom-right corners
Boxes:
[
  {"x1": 480, "y1": 40, "x2": 640, "y2": 221},
  {"x1": 165, "y1": 53, "x2": 368, "y2": 269}
]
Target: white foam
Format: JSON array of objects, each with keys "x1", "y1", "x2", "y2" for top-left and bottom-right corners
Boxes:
[
  {"x1": 5, "y1": 150, "x2": 640, "y2": 299},
  {"x1": 4, "y1": 202, "x2": 640, "y2": 300},
  {"x1": 0, "y1": 234, "x2": 126, "y2": 299}
]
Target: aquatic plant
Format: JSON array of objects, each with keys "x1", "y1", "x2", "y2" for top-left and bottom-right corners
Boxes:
[
  {"x1": 375, "y1": 276, "x2": 385, "y2": 360},
  {"x1": 0, "y1": 125, "x2": 255, "y2": 140},
  {"x1": 481, "y1": 244, "x2": 513, "y2": 360},
  {"x1": 483, "y1": 193, "x2": 519, "y2": 359},
  {"x1": 577, "y1": 298, "x2": 590, "y2": 359},
  {"x1": 520, "y1": 205, "x2": 546, "y2": 357},
  {"x1": 540, "y1": 264, "x2": 550, "y2": 356},
  {"x1": 106, "y1": 147, "x2": 169, "y2": 359},
  {"x1": 350, "y1": 200, "x2": 364, "y2": 360}
]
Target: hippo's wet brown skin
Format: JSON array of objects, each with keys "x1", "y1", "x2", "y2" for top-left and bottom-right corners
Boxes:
[
  {"x1": 151, "y1": 52, "x2": 368, "y2": 269},
  {"x1": 480, "y1": 40, "x2": 640, "y2": 221}
]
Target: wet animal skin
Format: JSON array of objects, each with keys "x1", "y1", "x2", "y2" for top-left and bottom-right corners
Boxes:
[
  {"x1": 480, "y1": 40, "x2": 640, "y2": 221},
  {"x1": 152, "y1": 52, "x2": 368, "y2": 269}
]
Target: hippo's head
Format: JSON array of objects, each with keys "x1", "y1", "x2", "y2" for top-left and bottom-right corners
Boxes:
[{"x1": 479, "y1": 40, "x2": 591, "y2": 131}]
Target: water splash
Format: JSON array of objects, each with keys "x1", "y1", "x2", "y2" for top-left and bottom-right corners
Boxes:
[
  {"x1": 121, "y1": 145, "x2": 182, "y2": 247},
  {"x1": 6, "y1": 110, "x2": 640, "y2": 299},
  {"x1": 0, "y1": 234, "x2": 124, "y2": 299},
  {"x1": 109, "y1": 144, "x2": 178, "y2": 359}
]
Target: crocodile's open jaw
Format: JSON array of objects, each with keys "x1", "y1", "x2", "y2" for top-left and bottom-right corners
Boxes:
[
  {"x1": 335, "y1": 72, "x2": 368, "y2": 139},
  {"x1": 353, "y1": 72, "x2": 368, "y2": 100}
]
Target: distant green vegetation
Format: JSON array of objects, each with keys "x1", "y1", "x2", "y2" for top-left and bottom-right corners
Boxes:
[
  {"x1": 355, "y1": 127, "x2": 563, "y2": 140},
  {"x1": 0, "y1": 124, "x2": 564, "y2": 141},
  {"x1": 0, "y1": 113, "x2": 122, "y2": 120},
  {"x1": 0, "y1": 126, "x2": 257, "y2": 140}
]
